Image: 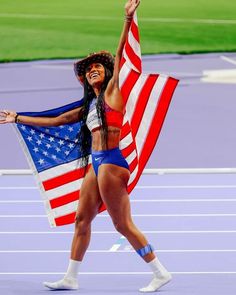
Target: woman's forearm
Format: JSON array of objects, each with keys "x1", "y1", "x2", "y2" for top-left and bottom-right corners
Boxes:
[{"x1": 15, "y1": 114, "x2": 59, "y2": 127}]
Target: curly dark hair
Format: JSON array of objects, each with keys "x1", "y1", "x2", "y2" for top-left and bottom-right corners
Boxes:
[{"x1": 78, "y1": 65, "x2": 113, "y2": 170}]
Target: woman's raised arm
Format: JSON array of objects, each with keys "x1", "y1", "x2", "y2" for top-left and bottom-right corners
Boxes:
[
  {"x1": 112, "y1": 0, "x2": 140, "y2": 86},
  {"x1": 0, "y1": 106, "x2": 83, "y2": 127}
]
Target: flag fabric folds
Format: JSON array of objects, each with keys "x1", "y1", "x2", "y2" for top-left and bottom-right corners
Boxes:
[{"x1": 14, "y1": 12, "x2": 179, "y2": 227}]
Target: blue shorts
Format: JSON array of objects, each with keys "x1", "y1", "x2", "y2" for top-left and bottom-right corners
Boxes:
[{"x1": 91, "y1": 147, "x2": 129, "y2": 176}]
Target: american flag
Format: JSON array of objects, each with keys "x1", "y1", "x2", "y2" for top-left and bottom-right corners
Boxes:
[{"x1": 14, "y1": 12, "x2": 179, "y2": 227}]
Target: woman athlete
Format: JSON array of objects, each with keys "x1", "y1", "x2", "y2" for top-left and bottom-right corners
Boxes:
[{"x1": 0, "y1": 0, "x2": 171, "y2": 292}]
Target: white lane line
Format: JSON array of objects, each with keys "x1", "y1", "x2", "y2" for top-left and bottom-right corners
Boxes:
[
  {"x1": 109, "y1": 236, "x2": 126, "y2": 252},
  {"x1": 0, "y1": 13, "x2": 235, "y2": 24},
  {"x1": 1, "y1": 185, "x2": 236, "y2": 190},
  {"x1": 221, "y1": 56, "x2": 236, "y2": 66},
  {"x1": 0, "y1": 187, "x2": 37, "y2": 190},
  {"x1": 136, "y1": 185, "x2": 236, "y2": 189},
  {"x1": 0, "y1": 214, "x2": 236, "y2": 218},
  {"x1": 0, "y1": 271, "x2": 236, "y2": 275},
  {"x1": 0, "y1": 230, "x2": 235, "y2": 234},
  {"x1": 0, "y1": 249, "x2": 236, "y2": 253},
  {"x1": 1, "y1": 199, "x2": 236, "y2": 204}
]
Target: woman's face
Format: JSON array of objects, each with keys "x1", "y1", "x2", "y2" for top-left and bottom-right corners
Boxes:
[{"x1": 85, "y1": 62, "x2": 105, "y2": 87}]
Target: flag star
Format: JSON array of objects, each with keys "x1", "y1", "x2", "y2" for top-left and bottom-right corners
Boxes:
[
  {"x1": 55, "y1": 132, "x2": 60, "y2": 137},
  {"x1": 43, "y1": 151, "x2": 48, "y2": 156},
  {"x1": 46, "y1": 143, "x2": 51, "y2": 149},
  {"x1": 30, "y1": 129, "x2": 35, "y2": 135},
  {"x1": 65, "y1": 150, "x2": 70, "y2": 156},
  {"x1": 39, "y1": 133, "x2": 45, "y2": 139},
  {"x1": 49, "y1": 137, "x2": 55, "y2": 142},
  {"x1": 45, "y1": 129, "x2": 50, "y2": 133},
  {"x1": 21, "y1": 126, "x2": 26, "y2": 131},
  {"x1": 58, "y1": 139, "x2": 64, "y2": 146},
  {"x1": 56, "y1": 147, "x2": 61, "y2": 152},
  {"x1": 52, "y1": 155, "x2": 57, "y2": 160},
  {"x1": 68, "y1": 143, "x2": 74, "y2": 149},
  {"x1": 74, "y1": 139, "x2": 79, "y2": 143},
  {"x1": 33, "y1": 147, "x2": 39, "y2": 153},
  {"x1": 36, "y1": 140, "x2": 42, "y2": 145},
  {"x1": 59, "y1": 126, "x2": 64, "y2": 129},
  {"x1": 68, "y1": 127, "x2": 74, "y2": 132},
  {"x1": 38, "y1": 159, "x2": 44, "y2": 165},
  {"x1": 65, "y1": 135, "x2": 69, "y2": 140},
  {"x1": 27, "y1": 136, "x2": 33, "y2": 142}
]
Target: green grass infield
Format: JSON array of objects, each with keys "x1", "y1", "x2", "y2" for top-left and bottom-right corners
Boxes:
[{"x1": 0, "y1": 0, "x2": 236, "y2": 62}]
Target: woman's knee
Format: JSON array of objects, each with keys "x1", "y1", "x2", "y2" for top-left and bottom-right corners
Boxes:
[
  {"x1": 74, "y1": 215, "x2": 92, "y2": 236},
  {"x1": 113, "y1": 219, "x2": 133, "y2": 236}
]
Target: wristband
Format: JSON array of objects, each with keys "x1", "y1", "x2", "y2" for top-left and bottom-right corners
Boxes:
[
  {"x1": 125, "y1": 15, "x2": 133, "y2": 22},
  {"x1": 15, "y1": 114, "x2": 19, "y2": 123}
]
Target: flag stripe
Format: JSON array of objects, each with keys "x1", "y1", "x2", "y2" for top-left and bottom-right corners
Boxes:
[
  {"x1": 131, "y1": 75, "x2": 159, "y2": 137},
  {"x1": 43, "y1": 166, "x2": 87, "y2": 191},
  {"x1": 121, "y1": 70, "x2": 140, "y2": 105},
  {"x1": 124, "y1": 40, "x2": 142, "y2": 74},
  {"x1": 50, "y1": 191, "x2": 80, "y2": 209}
]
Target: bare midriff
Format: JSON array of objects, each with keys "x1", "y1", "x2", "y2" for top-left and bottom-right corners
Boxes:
[{"x1": 91, "y1": 127, "x2": 121, "y2": 151}]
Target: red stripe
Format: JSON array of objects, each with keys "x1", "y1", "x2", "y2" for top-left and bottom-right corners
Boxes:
[
  {"x1": 120, "y1": 57, "x2": 126, "y2": 69},
  {"x1": 42, "y1": 165, "x2": 90, "y2": 191},
  {"x1": 129, "y1": 157, "x2": 138, "y2": 174},
  {"x1": 121, "y1": 70, "x2": 140, "y2": 105},
  {"x1": 139, "y1": 77, "x2": 179, "y2": 172},
  {"x1": 131, "y1": 21, "x2": 140, "y2": 44},
  {"x1": 120, "y1": 121, "x2": 131, "y2": 140},
  {"x1": 55, "y1": 212, "x2": 76, "y2": 226},
  {"x1": 131, "y1": 74, "x2": 159, "y2": 137},
  {"x1": 121, "y1": 140, "x2": 136, "y2": 158},
  {"x1": 50, "y1": 190, "x2": 80, "y2": 209},
  {"x1": 125, "y1": 41, "x2": 142, "y2": 73}
]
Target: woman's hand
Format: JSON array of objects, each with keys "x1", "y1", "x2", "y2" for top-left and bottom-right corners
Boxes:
[
  {"x1": 0, "y1": 110, "x2": 17, "y2": 124},
  {"x1": 125, "y1": 0, "x2": 140, "y2": 17}
]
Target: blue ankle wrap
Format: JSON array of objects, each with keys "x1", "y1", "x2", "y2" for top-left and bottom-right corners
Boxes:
[{"x1": 136, "y1": 244, "x2": 154, "y2": 257}]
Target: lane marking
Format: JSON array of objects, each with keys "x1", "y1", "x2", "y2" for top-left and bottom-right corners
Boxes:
[
  {"x1": 0, "y1": 214, "x2": 236, "y2": 218},
  {"x1": 0, "y1": 271, "x2": 236, "y2": 275},
  {"x1": 1, "y1": 199, "x2": 236, "y2": 203},
  {"x1": 0, "y1": 230, "x2": 235, "y2": 234},
  {"x1": 2, "y1": 184, "x2": 236, "y2": 190},
  {"x1": 0, "y1": 13, "x2": 235, "y2": 24},
  {"x1": 136, "y1": 185, "x2": 236, "y2": 189},
  {"x1": 221, "y1": 55, "x2": 236, "y2": 66},
  {"x1": 0, "y1": 249, "x2": 236, "y2": 253},
  {"x1": 109, "y1": 236, "x2": 126, "y2": 252}
]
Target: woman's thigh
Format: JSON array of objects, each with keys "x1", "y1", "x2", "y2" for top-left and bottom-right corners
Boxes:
[
  {"x1": 76, "y1": 165, "x2": 103, "y2": 221},
  {"x1": 97, "y1": 164, "x2": 131, "y2": 220}
]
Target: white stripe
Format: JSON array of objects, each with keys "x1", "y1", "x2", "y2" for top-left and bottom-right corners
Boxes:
[
  {"x1": 119, "y1": 63, "x2": 131, "y2": 89},
  {"x1": 119, "y1": 131, "x2": 133, "y2": 149},
  {"x1": 0, "y1": 249, "x2": 235, "y2": 253},
  {"x1": 126, "y1": 75, "x2": 148, "y2": 125},
  {"x1": 1, "y1": 198, "x2": 236, "y2": 204},
  {"x1": 39, "y1": 158, "x2": 85, "y2": 181},
  {"x1": 1, "y1": 213, "x2": 236, "y2": 218},
  {"x1": 221, "y1": 55, "x2": 236, "y2": 66},
  {"x1": 136, "y1": 75, "x2": 168, "y2": 154},
  {"x1": 125, "y1": 150, "x2": 137, "y2": 166},
  {"x1": 128, "y1": 164, "x2": 139, "y2": 185},
  {"x1": 0, "y1": 230, "x2": 235, "y2": 234},
  {"x1": 0, "y1": 13, "x2": 235, "y2": 25},
  {"x1": 45, "y1": 178, "x2": 82, "y2": 200},
  {"x1": 128, "y1": 31, "x2": 141, "y2": 64},
  {"x1": 136, "y1": 185, "x2": 236, "y2": 189},
  {"x1": 51, "y1": 200, "x2": 78, "y2": 219},
  {"x1": 1, "y1": 272, "x2": 236, "y2": 275}
]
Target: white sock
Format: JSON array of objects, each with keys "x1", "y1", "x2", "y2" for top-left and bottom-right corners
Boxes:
[
  {"x1": 139, "y1": 257, "x2": 172, "y2": 293},
  {"x1": 148, "y1": 257, "x2": 168, "y2": 276},
  {"x1": 43, "y1": 259, "x2": 81, "y2": 290},
  {"x1": 65, "y1": 259, "x2": 81, "y2": 279}
]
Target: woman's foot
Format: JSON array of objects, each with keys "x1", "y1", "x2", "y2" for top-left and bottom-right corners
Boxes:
[
  {"x1": 43, "y1": 277, "x2": 78, "y2": 290},
  {"x1": 139, "y1": 271, "x2": 172, "y2": 293}
]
